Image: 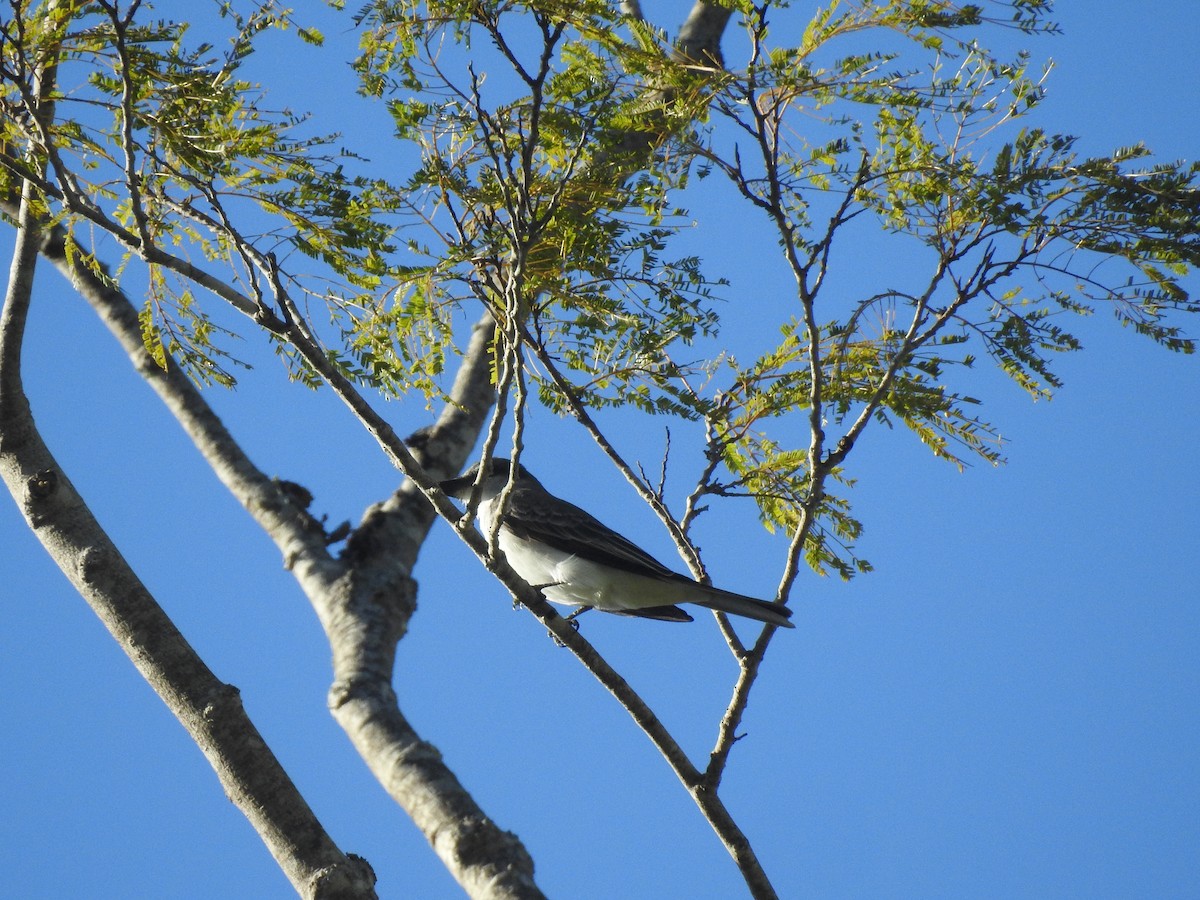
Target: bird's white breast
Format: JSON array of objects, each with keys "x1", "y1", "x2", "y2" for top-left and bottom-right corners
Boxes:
[{"x1": 480, "y1": 500, "x2": 685, "y2": 612}]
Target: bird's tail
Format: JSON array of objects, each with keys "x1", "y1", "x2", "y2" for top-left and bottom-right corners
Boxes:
[{"x1": 691, "y1": 585, "x2": 794, "y2": 628}]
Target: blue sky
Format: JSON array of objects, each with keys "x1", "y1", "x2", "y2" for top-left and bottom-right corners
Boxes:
[{"x1": 2, "y1": 3, "x2": 1198, "y2": 898}]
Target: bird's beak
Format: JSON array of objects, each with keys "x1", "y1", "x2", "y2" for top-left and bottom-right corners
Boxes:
[{"x1": 439, "y1": 473, "x2": 475, "y2": 499}]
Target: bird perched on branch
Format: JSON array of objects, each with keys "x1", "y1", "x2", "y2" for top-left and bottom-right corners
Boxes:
[{"x1": 441, "y1": 458, "x2": 794, "y2": 628}]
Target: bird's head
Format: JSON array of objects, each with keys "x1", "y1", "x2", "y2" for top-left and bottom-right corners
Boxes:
[{"x1": 439, "y1": 457, "x2": 533, "y2": 501}]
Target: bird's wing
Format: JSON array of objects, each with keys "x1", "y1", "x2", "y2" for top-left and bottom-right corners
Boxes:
[
  {"x1": 502, "y1": 482, "x2": 794, "y2": 628},
  {"x1": 503, "y1": 485, "x2": 681, "y2": 580}
]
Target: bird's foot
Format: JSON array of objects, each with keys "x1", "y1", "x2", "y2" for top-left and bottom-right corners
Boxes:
[
  {"x1": 564, "y1": 606, "x2": 592, "y2": 624},
  {"x1": 547, "y1": 606, "x2": 589, "y2": 646}
]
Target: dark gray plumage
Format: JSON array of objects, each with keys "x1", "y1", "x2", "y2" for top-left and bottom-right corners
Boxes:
[{"x1": 441, "y1": 458, "x2": 794, "y2": 628}]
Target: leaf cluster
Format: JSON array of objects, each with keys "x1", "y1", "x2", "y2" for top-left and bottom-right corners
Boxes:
[
  {"x1": 6, "y1": 0, "x2": 1198, "y2": 585},
  {"x1": 1, "y1": 0, "x2": 411, "y2": 388},
  {"x1": 683, "y1": 1, "x2": 1198, "y2": 576},
  {"x1": 350, "y1": 0, "x2": 732, "y2": 413}
]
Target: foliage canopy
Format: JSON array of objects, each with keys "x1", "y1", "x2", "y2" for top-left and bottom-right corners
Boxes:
[{"x1": 5, "y1": 1, "x2": 1196, "y2": 581}]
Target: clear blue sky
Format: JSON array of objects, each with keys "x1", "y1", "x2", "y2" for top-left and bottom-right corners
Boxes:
[{"x1": 2, "y1": 3, "x2": 1198, "y2": 898}]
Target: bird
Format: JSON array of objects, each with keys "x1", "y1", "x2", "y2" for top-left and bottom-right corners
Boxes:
[{"x1": 440, "y1": 457, "x2": 794, "y2": 628}]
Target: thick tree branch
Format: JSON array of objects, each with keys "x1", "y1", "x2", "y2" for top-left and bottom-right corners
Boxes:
[
  {"x1": 677, "y1": 0, "x2": 733, "y2": 67},
  {"x1": 323, "y1": 312, "x2": 549, "y2": 900},
  {"x1": 1, "y1": 188, "x2": 376, "y2": 900}
]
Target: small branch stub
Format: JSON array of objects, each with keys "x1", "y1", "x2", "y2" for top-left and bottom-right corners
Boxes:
[{"x1": 26, "y1": 467, "x2": 58, "y2": 501}]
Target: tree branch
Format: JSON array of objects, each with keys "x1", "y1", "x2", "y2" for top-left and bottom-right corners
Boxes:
[
  {"x1": 677, "y1": 1, "x2": 734, "y2": 67},
  {"x1": 1, "y1": 181, "x2": 377, "y2": 900}
]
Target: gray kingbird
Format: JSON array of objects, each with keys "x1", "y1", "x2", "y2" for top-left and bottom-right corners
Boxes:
[{"x1": 441, "y1": 458, "x2": 794, "y2": 628}]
